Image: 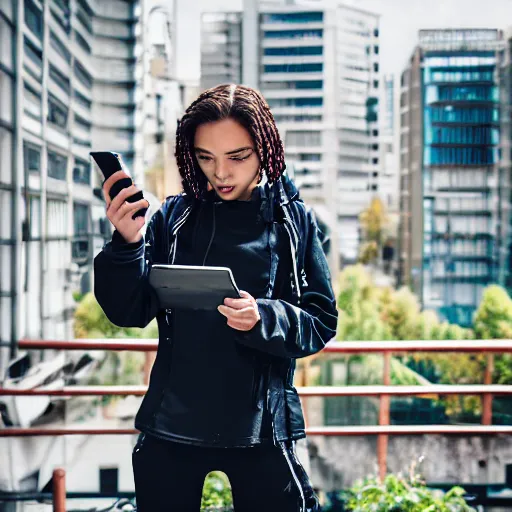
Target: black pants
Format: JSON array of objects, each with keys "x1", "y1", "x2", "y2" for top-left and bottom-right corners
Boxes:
[{"x1": 132, "y1": 434, "x2": 320, "y2": 512}]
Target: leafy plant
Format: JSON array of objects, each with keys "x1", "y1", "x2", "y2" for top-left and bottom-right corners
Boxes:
[
  {"x1": 200, "y1": 472, "x2": 233, "y2": 511},
  {"x1": 342, "y1": 460, "x2": 476, "y2": 512}
]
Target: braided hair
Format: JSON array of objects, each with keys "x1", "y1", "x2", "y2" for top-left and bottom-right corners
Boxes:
[{"x1": 175, "y1": 84, "x2": 286, "y2": 199}]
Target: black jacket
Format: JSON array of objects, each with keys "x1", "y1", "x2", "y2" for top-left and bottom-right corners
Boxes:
[{"x1": 94, "y1": 174, "x2": 338, "y2": 445}]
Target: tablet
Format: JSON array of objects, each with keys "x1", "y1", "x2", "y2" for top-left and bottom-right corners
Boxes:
[{"x1": 149, "y1": 264, "x2": 241, "y2": 310}]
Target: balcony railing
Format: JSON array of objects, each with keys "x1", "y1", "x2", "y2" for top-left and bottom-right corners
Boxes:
[{"x1": 1, "y1": 338, "x2": 511, "y2": 510}]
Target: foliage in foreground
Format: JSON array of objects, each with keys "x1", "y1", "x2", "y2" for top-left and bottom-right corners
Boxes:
[{"x1": 342, "y1": 461, "x2": 476, "y2": 512}]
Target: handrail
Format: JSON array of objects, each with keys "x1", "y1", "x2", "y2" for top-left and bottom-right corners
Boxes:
[
  {"x1": 2, "y1": 425, "x2": 512, "y2": 437},
  {"x1": 17, "y1": 338, "x2": 512, "y2": 352},
  {"x1": 1, "y1": 384, "x2": 512, "y2": 397},
  {"x1": 7, "y1": 337, "x2": 512, "y2": 482}
]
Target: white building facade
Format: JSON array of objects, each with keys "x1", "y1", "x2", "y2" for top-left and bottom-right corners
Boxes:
[{"x1": 0, "y1": 0, "x2": 144, "y2": 375}]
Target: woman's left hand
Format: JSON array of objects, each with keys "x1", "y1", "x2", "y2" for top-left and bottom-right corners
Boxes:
[{"x1": 218, "y1": 291, "x2": 261, "y2": 331}]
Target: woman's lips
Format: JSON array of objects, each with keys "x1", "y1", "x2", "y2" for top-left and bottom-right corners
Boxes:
[{"x1": 218, "y1": 186, "x2": 234, "y2": 194}]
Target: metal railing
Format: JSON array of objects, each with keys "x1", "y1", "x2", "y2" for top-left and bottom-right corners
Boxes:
[{"x1": 1, "y1": 338, "x2": 512, "y2": 510}]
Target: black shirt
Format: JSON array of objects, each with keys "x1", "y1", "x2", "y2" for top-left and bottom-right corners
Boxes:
[{"x1": 153, "y1": 187, "x2": 275, "y2": 447}]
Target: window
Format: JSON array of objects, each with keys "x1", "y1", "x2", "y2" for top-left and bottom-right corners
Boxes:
[
  {"x1": 50, "y1": 65, "x2": 71, "y2": 94},
  {"x1": 99, "y1": 468, "x2": 118, "y2": 494},
  {"x1": 74, "y1": 114, "x2": 91, "y2": 132},
  {"x1": 262, "y1": 12, "x2": 324, "y2": 24},
  {"x1": 76, "y1": 6, "x2": 93, "y2": 34},
  {"x1": 374, "y1": 45, "x2": 379, "y2": 55},
  {"x1": 299, "y1": 153, "x2": 321, "y2": 162},
  {"x1": 373, "y1": 63, "x2": 379, "y2": 73},
  {"x1": 267, "y1": 97, "x2": 323, "y2": 107},
  {"x1": 372, "y1": 157, "x2": 379, "y2": 165},
  {"x1": 24, "y1": 83, "x2": 41, "y2": 118},
  {"x1": 263, "y1": 80, "x2": 323, "y2": 90},
  {"x1": 372, "y1": 144, "x2": 379, "y2": 151},
  {"x1": 47, "y1": 94, "x2": 68, "y2": 129},
  {"x1": 24, "y1": 142, "x2": 41, "y2": 174},
  {"x1": 285, "y1": 131, "x2": 322, "y2": 147},
  {"x1": 46, "y1": 199, "x2": 68, "y2": 237},
  {"x1": 74, "y1": 60, "x2": 93, "y2": 89},
  {"x1": 372, "y1": 129, "x2": 379, "y2": 137},
  {"x1": 47, "y1": 150, "x2": 68, "y2": 180},
  {"x1": 74, "y1": 90, "x2": 92, "y2": 110},
  {"x1": 22, "y1": 195, "x2": 41, "y2": 240},
  {"x1": 73, "y1": 158, "x2": 90, "y2": 185},
  {"x1": 0, "y1": 69, "x2": 13, "y2": 125},
  {"x1": 0, "y1": 16, "x2": 13, "y2": 71},
  {"x1": 50, "y1": 31, "x2": 71, "y2": 63},
  {"x1": 23, "y1": 36, "x2": 43, "y2": 68},
  {"x1": 374, "y1": 28, "x2": 379, "y2": 37},
  {"x1": 50, "y1": 6, "x2": 71, "y2": 34},
  {"x1": 373, "y1": 80, "x2": 379, "y2": 89},
  {"x1": 264, "y1": 46, "x2": 323, "y2": 56},
  {"x1": 24, "y1": 0, "x2": 42, "y2": 40},
  {"x1": 74, "y1": 30, "x2": 91, "y2": 54},
  {"x1": 264, "y1": 63, "x2": 323, "y2": 73},
  {"x1": 73, "y1": 202, "x2": 90, "y2": 234}
]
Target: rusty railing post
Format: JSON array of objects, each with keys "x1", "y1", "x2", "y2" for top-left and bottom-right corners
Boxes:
[
  {"x1": 482, "y1": 353, "x2": 494, "y2": 425},
  {"x1": 52, "y1": 468, "x2": 66, "y2": 512},
  {"x1": 377, "y1": 351, "x2": 391, "y2": 481}
]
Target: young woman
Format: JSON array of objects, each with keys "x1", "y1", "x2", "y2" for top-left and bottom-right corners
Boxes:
[{"x1": 94, "y1": 84, "x2": 338, "y2": 512}]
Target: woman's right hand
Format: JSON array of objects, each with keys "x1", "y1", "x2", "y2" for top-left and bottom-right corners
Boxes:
[{"x1": 103, "y1": 171, "x2": 149, "y2": 244}]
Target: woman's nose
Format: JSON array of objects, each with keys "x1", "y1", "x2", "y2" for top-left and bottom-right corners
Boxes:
[{"x1": 214, "y1": 162, "x2": 231, "y2": 181}]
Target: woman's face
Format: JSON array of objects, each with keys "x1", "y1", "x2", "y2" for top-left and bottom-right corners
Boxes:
[{"x1": 194, "y1": 117, "x2": 260, "y2": 201}]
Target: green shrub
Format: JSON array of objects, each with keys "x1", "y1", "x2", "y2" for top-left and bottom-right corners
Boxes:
[{"x1": 342, "y1": 463, "x2": 476, "y2": 512}]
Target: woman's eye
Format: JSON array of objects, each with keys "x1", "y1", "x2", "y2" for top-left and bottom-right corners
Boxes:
[
  {"x1": 231, "y1": 155, "x2": 249, "y2": 162},
  {"x1": 198, "y1": 156, "x2": 212, "y2": 162}
]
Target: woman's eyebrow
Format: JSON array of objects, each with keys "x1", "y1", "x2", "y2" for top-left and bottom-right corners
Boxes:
[
  {"x1": 194, "y1": 146, "x2": 253, "y2": 155},
  {"x1": 194, "y1": 147, "x2": 213, "y2": 155},
  {"x1": 225, "y1": 146, "x2": 253, "y2": 155}
]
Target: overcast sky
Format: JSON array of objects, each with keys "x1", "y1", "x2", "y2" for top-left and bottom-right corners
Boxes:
[{"x1": 173, "y1": 0, "x2": 512, "y2": 82}]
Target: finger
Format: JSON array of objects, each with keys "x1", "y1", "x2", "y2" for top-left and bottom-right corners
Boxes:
[
  {"x1": 102, "y1": 170, "x2": 130, "y2": 200},
  {"x1": 218, "y1": 305, "x2": 229, "y2": 317},
  {"x1": 102, "y1": 187, "x2": 111, "y2": 208},
  {"x1": 115, "y1": 199, "x2": 149, "y2": 224},
  {"x1": 226, "y1": 306, "x2": 255, "y2": 319},
  {"x1": 223, "y1": 297, "x2": 253, "y2": 310},
  {"x1": 107, "y1": 185, "x2": 139, "y2": 218}
]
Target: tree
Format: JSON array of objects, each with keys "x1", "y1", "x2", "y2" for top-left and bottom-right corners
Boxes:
[
  {"x1": 358, "y1": 197, "x2": 391, "y2": 265},
  {"x1": 359, "y1": 197, "x2": 390, "y2": 247},
  {"x1": 474, "y1": 285, "x2": 512, "y2": 339},
  {"x1": 74, "y1": 293, "x2": 158, "y2": 390},
  {"x1": 474, "y1": 285, "x2": 512, "y2": 387}
]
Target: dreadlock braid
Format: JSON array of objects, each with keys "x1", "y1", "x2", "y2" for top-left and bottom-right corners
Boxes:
[{"x1": 175, "y1": 84, "x2": 286, "y2": 199}]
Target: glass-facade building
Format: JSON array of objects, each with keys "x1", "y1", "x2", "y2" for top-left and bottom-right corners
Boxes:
[{"x1": 399, "y1": 29, "x2": 505, "y2": 326}]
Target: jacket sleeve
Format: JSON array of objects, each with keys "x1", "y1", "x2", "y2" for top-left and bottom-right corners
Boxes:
[
  {"x1": 236, "y1": 209, "x2": 338, "y2": 359},
  {"x1": 93, "y1": 202, "x2": 168, "y2": 328}
]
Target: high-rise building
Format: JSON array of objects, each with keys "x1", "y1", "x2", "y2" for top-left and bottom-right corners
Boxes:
[
  {"x1": 498, "y1": 28, "x2": 512, "y2": 292},
  {"x1": 200, "y1": 1, "x2": 381, "y2": 273},
  {"x1": 398, "y1": 29, "x2": 505, "y2": 326},
  {"x1": 201, "y1": 12, "x2": 243, "y2": 90},
  {"x1": 0, "y1": 0, "x2": 143, "y2": 373}
]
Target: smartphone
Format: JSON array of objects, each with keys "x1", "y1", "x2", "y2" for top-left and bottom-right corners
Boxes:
[{"x1": 90, "y1": 151, "x2": 147, "y2": 219}]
